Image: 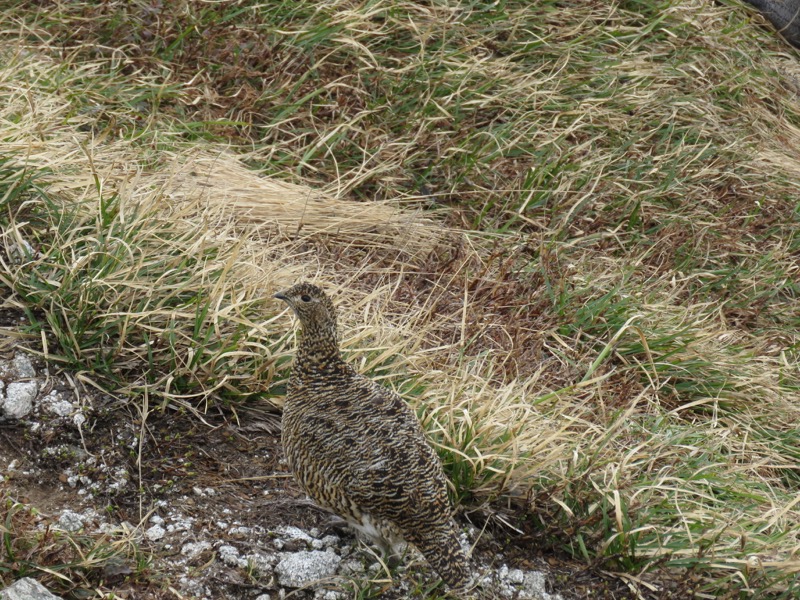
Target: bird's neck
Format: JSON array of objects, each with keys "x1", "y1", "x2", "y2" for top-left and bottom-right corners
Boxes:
[{"x1": 295, "y1": 322, "x2": 345, "y2": 376}]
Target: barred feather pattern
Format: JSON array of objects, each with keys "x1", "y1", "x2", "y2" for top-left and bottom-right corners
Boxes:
[{"x1": 276, "y1": 282, "x2": 471, "y2": 593}]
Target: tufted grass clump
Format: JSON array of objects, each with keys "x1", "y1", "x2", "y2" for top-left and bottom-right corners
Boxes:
[{"x1": 2, "y1": 178, "x2": 284, "y2": 410}]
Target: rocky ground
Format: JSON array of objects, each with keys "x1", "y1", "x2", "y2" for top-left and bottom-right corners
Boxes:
[{"x1": 0, "y1": 324, "x2": 640, "y2": 599}]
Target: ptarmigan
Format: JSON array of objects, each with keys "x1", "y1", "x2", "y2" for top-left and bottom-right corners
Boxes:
[{"x1": 274, "y1": 281, "x2": 471, "y2": 593}]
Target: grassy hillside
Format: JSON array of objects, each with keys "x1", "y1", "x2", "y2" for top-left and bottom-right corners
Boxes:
[{"x1": 2, "y1": 1, "x2": 799, "y2": 597}]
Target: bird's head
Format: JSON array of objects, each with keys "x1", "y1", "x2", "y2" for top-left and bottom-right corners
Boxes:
[{"x1": 273, "y1": 281, "x2": 337, "y2": 331}]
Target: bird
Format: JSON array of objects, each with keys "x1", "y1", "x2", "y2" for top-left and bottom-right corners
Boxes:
[{"x1": 274, "y1": 281, "x2": 472, "y2": 594}]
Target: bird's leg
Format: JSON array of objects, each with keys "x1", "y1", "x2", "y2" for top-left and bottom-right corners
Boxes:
[{"x1": 320, "y1": 514, "x2": 351, "y2": 536}]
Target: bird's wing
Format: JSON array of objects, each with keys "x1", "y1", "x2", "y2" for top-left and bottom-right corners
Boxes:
[
  {"x1": 283, "y1": 373, "x2": 453, "y2": 524},
  {"x1": 341, "y1": 378, "x2": 453, "y2": 523}
]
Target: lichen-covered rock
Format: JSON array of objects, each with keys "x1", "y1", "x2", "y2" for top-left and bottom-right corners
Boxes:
[
  {"x1": 0, "y1": 577, "x2": 63, "y2": 600},
  {"x1": 145, "y1": 524, "x2": 166, "y2": 541},
  {"x1": 12, "y1": 352, "x2": 36, "y2": 378},
  {"x1": 58, "y1": 510, "x2": 85, "y2": 532},
  {"x1": 2, "y1": 381, "x2": 38, "y2": 419},
  {"x1": 490, "y1": 564, "x2": 563, "y2": 600},
  {"x1": 275, "y1": 550, "x2": 341, "y2": 587},
  {"x1": 218, "y1": 544, "x2": 247, "y2": 568},
  {"x1": 181, "y1": 541, "x2": 212, "y2": 560}
]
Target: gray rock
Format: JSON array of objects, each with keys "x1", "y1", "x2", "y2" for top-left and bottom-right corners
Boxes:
[
  {"x1": 275, "y1": 525, "x2": 314, "y2": 543},
  {"x1": 7, "y1": 239, "x2": 35, "y2": 264},
  {"x1": 522, "y1": 570, "x2": 562, "y2": 600},
  {"x1": 490, "y1": 565, "x2": 563, "y2": 600},
  {"x1": 218, "y1": 544, "x2": 247, "y2": 568},
  {"x1": 177, "y1": 575, "x2": 209, "y2": 599},
  {"x1": 745, "y1": 0, "x2": 800, "y2": 47},
  {"x1": 3, "y1": 382, "x2": 38, "y2": 419},
  {"x1": 42, "y1": 392, "x2": 73, "y2": 417},
  {"x1": 319, "y1": 535, "x2": 339, "y2": 548},
  {"x1": 507, "y1": 567, "x2": 525, "y2": 585},
  {"x1": 338, "y1": 559, "x2": 365, "y2": 575},
  {"x1": 58, "y1": 510, "x2": 84, "y2": 532},
  {"x1": 144, "y1": 524, "x2": 166, "y2": 541},
  {"x1": 243, "y1": 552, "x2": 276, "y2": 574},
  {"x1": 13, "y1": 353, "x2": 36, "y2": 378},
  {"x1": 275, "y1": 550, "x2": 341, "y2": 587},
  {"x1": 0, "y1": 577, "x2": 63, "y2": 600},
  {"x1": 180, "y1": 541, "x2": 211, "y2": 559}
]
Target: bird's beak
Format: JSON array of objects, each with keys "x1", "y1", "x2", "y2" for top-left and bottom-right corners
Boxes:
[{"x1": 273, "y1": 291, "x2": 288, "y2": 301}]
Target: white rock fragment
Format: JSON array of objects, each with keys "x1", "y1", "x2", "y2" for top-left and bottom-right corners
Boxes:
[
  {"x1": 320, "y1": 535, "x2": 339, "y2": 548},
  {"x1": 521, "y1": 570, "x2": 562, "y2": 600},
  {"x1": 338, "y1": 559, "x2": 365, "y2": 575},
  {"x1": 105, "y1": 468, "x2": 129, "y2": 493},
  {"x1": 276, "y1": 525, "x2": 314, "y2": 543},
  {"x1": 181, "y1": 541, "x2": 211, "y2": 559},
  {"x1": 145, "y1": 524, "x2": 166, "y2": 541},
  {"x1": 507, "y1": 568, "x2": 525, "y2": 585},
  {"x1": 0, "y1": 577, "x2": 62, "y2": 600},
  {"x1": 244, "y1": 552, "x2": 275, "y2": 574},
  {"x1": 229, "y1": 525, "x2": 251, "y2": 536},
  {"x1": 3, "y1": 381, "x2": 38, "y2": 419},
  {"x1": 490, "y1": 566, "x2": 563, "y2": 600},
  {"x1": 275, "y1": 550, "x2": 341, "y2": 587},
  {"x1": 7, "y1": 239, "x2": 35, "y2": 263},
  {"x1": 43, "y1": 391, "x2": 74, "y2": 417},
  {"x1": 98, "y1": 522, "x2": 126, "y2": 535},
  {"x1": 218, "y1": 544, "x2": 247, "y2": 568},
  {"x1": 167, "y1": 515, "x2": 193, "y2": 533},
  {"x1": 13, "y1": 353, "x2": 36, "y2": 378},
  {"x1": 178, "y1": 575, "x2": 209, "y2": 599},
  {"x1": 255, "y1": 595, "x2": 272, "y2": 600},
  {"x1": 58, "y1": 510, "x2": 84, "y2": 532}
]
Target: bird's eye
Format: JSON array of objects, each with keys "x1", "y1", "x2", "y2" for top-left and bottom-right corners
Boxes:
[{"x1": 300, "y1": 294, "x2": 312, "y2": 302}]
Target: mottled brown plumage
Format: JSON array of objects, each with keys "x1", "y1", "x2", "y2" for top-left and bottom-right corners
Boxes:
[{"x1": 274, "y1": 282, "x2": 471, "y2": 593}]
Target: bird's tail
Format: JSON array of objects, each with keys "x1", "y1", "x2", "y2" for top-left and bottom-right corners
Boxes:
[{"x1": 404, "y1": 522, "x2": 472, "y2": 595}]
